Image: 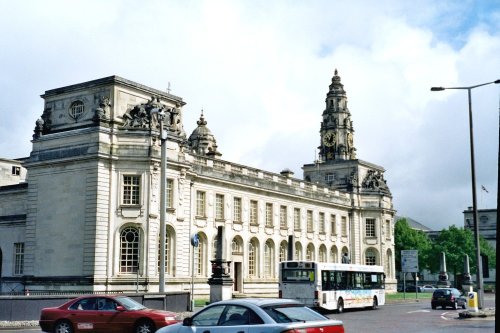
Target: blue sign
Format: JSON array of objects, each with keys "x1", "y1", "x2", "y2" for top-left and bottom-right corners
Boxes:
[{"x1": 191, "y1": 233, "x2": 200, "y2": 247}]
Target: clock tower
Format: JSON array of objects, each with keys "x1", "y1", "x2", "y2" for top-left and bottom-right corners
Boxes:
[{"x1": 319, "y1": 69, "x2": 356, "y2": 162}]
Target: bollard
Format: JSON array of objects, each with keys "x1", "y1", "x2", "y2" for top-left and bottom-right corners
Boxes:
[{"x1": 467, "y1": 292, "x2": 478, "y2": 312}]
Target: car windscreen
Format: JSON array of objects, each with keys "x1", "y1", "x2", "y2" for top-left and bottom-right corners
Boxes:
[
  {"x1": 263, "y1": 305, "x2": 327, "y2": 323},
  {"x1": 116, "y1": 296, "x2": 146, "y2": 310}
]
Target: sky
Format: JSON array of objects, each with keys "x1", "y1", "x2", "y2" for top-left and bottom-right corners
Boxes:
[{"x1": 1, "y1": 0, "x2": 499, "y2": 232}]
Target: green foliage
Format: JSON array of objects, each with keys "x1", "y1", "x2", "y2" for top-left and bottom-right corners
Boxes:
[
  {"x1": 394, "y1": 218, "x2": 432, "y2": 272},
  {"x1": 429, "y1": 226, "x2": 475, "y2": 276},
  {"x1": 394, "y1": 220, "x2": 496, "y2": 279}
]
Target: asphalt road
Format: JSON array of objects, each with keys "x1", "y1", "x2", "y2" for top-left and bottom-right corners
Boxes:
[
  {"x1": 2, "y1": 295, "x2": 495, "y2": 333},
  {"x1": 325, "y1": 294, "x2": 495, "y2": 333}
]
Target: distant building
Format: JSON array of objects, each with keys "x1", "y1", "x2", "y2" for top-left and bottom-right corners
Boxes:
[
  {"x1": 0, "y1": 72, "x2": 396, "y2": 296},
  {"x1": 463, "y1": 207, "x2": 496, "y2": 249}
]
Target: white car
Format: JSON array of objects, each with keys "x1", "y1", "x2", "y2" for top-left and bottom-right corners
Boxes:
[
  {"x1": 421, "y1": 285, "x2": 437, "y2": 292},
  {"x1": 156, "y1": 298, "x2": 344, "y2": 333}
]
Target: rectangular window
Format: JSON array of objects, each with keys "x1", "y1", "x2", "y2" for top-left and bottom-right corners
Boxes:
[
  {"x1": 280, "y1": 205, "x2": 287, "y2": 229},
  {"x1": 250, "y1": 200, "x2": 258, "y2": 225},
  {"x1": 366, "y1": 218, "x2": 376, "y2": 237},
  {"x1": 325, "y1": 173, "x2": 335, "y2": 182},
  {"x1": 233, "y1": 197, "x2": 242, "y2": 222},
  {"x1": 307, "y1": 210, "x2": 313, "y2": 232},
  {"x1": 166, "y1": 179, "x2": 174, "y2": 209},
  {"x1": 265, "y1": 203, "x2": 273, "y2": 227},
  {"x1": 14, "y1": 243, "x2": 24, "y2": 275},
  {"x1": 12, "y1": 166, "x2": 20, "y2": 176},
  {"x1": 330, "y1": 215, "x2": 337, "y2": 235},
  {"x1": 386, "y1": 220, "x2": 391, "y2": 239},
  {"x1": 122, "y1": 175, "x2": 140, "y2": 205},
  {"x1": 196, "y1": 191, "x2": 206, "y2": 217},
  {"x1": 215, "y1": 194, "x2": 224, "y2": 220},
  {"x1": 319, "y1": 212, "x2": 325, "y2": 234},
  {"x1": 294, "y1": 208, "x2": 301, "y2": 231},
  {"x1": 341, "y1": 216, "x2": 347, "y2": 236}
]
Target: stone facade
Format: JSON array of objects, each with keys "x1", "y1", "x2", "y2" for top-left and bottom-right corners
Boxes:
[{"x1": 0, "y1": 72, "x2": 396, "y2": 296}]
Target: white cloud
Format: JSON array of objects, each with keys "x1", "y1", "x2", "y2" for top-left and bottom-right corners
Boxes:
[{"x1": 1, "y1": 0, "x2": 499, "y2": 231}]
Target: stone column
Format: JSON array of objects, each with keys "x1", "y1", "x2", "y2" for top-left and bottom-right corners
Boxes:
[
  {"x1": 437, "y1": 252, "x2": 450, "y2": 287},
  {"x1": 462, "y1": 255, "x2": 473, "y2": 293}
]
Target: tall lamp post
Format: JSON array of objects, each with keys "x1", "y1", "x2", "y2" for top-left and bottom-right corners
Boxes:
[{"x1": 431, "y1": 79, "x2": 500, "y2": 309}]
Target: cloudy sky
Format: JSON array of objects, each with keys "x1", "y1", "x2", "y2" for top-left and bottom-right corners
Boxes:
[{"x1": 1, "y1": 0, "x2": 499, "y2": 231}]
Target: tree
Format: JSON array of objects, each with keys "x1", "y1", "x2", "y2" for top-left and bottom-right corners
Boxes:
[
  {"x1": 394, "y1": 218, "x2": 432, "y2": 275},
  {"x1": 429, "y1": 226, "x2": 476, "y2": 280}
]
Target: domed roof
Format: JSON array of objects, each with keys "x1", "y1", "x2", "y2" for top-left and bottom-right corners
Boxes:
[{"x1": 188, "y1": 111, "x2": 222, "y2": 158}]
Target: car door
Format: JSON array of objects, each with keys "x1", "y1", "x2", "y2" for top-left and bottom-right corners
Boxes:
[
  {"x1": 94, "y1": 297, "x2": 122, "y2": 333},
  {"x1": 68, "y1": 298, "x2": 100, "y2": 331},
  {"x1": 176, "y1": 304, "x2": 250, "y2": 333}
]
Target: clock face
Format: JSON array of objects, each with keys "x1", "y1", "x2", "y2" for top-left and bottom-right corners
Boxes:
[{"x1": 323, "y1": 131, "x2": 336, "y2": 147}]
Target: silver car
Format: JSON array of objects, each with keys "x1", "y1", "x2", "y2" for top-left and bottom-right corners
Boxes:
[{"x1": 156, "y1": 298, "x2": 344, "y2": 333}]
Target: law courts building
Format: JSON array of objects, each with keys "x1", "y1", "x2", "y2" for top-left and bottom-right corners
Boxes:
[{"x1": 0, "y1": 70, "x2": 396, "y2": 296}]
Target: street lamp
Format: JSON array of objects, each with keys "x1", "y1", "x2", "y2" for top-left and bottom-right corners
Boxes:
[
  {"x1": 151, "y1": 107, "x2": 167, "y2": 293},
  {"x1": 431, "y1": 79, "x2": 500, "y2": 309}
]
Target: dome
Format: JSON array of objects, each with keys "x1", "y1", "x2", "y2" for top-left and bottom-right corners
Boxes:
[{"x1": 188, "y1": 111, "x2": 222, "y2": 158}]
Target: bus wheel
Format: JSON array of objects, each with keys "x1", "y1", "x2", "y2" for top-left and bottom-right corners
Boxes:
[
  {"x1": 371, "y1": 296, "x2": 378, "y2": 310},
  {"x1": 337, "y1": 298, "x2": 344, "y2": 314}
]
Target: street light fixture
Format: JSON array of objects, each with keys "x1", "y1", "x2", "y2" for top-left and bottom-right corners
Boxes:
[{"x1": 430, "y1": 79, "x2": 500, "y2": 309}]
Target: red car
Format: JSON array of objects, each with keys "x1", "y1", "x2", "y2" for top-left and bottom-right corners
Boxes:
[{"x1": 39, "y1": 295, "x2": 180, "y2": 333}]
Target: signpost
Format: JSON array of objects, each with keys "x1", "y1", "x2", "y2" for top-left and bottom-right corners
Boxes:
[{"x1": 401, "y1": 250, "x2": 418, "y2": 298}]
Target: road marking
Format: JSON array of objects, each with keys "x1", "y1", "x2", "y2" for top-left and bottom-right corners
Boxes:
[{"x1": 407, "y1": 310, "x2": 430, "y2": 313}]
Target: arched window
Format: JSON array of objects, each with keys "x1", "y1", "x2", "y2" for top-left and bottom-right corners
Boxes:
[
  {"x1": 294, "y1": 242, "x2": 302, "y2": 260},
  {"x1": 212, "y1": 237, "x2": 218, "y2": 259},
  {"x1": 248, "y1": 239, "x2": 259, "y2": 277},
  {"x1": 232, "y1": 236, "x2": 243, "y2": 254},
  {"x1": 279, "y1": 241, "x2": 288, "y2": 262},
  {"x1": 319, "y1": 245, "x2": 327, "y2": 263},
  {"x1": 365, "y1": 248, "x2": 377, "y2": 266},
  {"x1": 120, "y1": 227, "x2": 140, "y2": 273},
  {"x1": 330, "y1": 246, "x2": 338, "y2": 263},
  {"x1": 306, "y1": 243, "x2": 315, "y2": 261},
  {"x1": 264, "y1": 239, "x2": 275, "y2": 278},
  {"x1": 158, "y1": 226, "x2": 175, "y2": 276}
]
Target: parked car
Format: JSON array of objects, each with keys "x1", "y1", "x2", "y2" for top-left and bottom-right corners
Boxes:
[
  {"x1": 421, "y1": 285, "x2": 436, "y2": 293},
  {"x1": 156, "y1": 298, "x2": 345, "y2": 333},
  {"x1": 403, "y1": 285, "x2": 422, "y2": 292},
  {"x1": 431, "y1": 288, "x2": 467, "y2": 310},
  {"x1": 39, "y1": 295, "x2": 179, "y2": 333}
]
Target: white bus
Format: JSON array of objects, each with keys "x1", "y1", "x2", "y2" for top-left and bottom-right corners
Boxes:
[{"x1": 279, "y1": 261, "x2": 385, "y2": 312}]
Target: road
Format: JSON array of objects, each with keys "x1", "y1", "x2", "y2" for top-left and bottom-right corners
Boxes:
[
  {"x1": 2, "y1": 295, "x2": 494, "y2": 333},
  {"x1": 325, "y1": 294, "x2": 495, "y2": 333}
]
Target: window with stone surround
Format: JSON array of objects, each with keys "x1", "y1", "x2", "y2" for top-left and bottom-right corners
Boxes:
[
  {"x1": 196, "y1": 191, "x2": 206, "y2": 217},
  {"x1": 233, "y1": 197, "x2": 242, "y2": 222},
  {"x1": 385, "y1": 219, "x2": 391, "y2": 239},
  {"x1": 14, "y1": 242, "x2": 24, "y2": 275},
  {"x1": 306, "y1": 210, "x2": 313, "y2": 233},
  {"x1": 122, "y1": 175, "x2": 141, "y2": 205},
  {"x1": 293, "y1": 208, "x2": 301, "y2": 231},
  {"x1": 306, "y1": 243, "x2": 315, "y2": 261},
  {"x1": 264, "y1": 240, "x2": 274, "y2": 278},
  {"x1": 294, "y1": 242, "x2": 303, "y2": 260},
  {"x1": 194, "y1": 235, "x2": 206, "y2": 276},
  {"x1": 319, "y1": 212, "x2": 325, "y2": 234},
  {"x1": 265, "y1": 203, "x2": 273, "y2": 227},
  {"x1": 248, "y1": 239, "x2": 258, "y2": 277},
  {"x1": 366, "y1": 218, "x2": 376, "y2": 238},
  {"x1": 166, "y1": 179, "x2": 174, "y2": 209},
  {"x1": 215, "y1": 194, "x2": 224, "y2": 220},
  {"x1": 279, "y1": 241, "x2": 288, "y2": 262},
  {"x1": 280, "y1": 205, "x2": 287, "y2": 229},
  {"x1": 69, "y1": 100, "x2": 85, "y2": 119},
  {"x1": 319, "y1": 245, "x2": 327, "y2": 262},
  {"x1": 250, "y1": 200, "x2": 258, "y2": 225},
  {"x1": 330, "y1": 214, "x2": 337, "y2": 235},
  {"x1": 341, "y1": 216, "x2": 347, "y2": 236},
  {"x1": 158, "y1": 226, "x2": 175, "y2": 276},
  {"x1": 365, "y1": 248, "x2": 377, "y2": 265}
]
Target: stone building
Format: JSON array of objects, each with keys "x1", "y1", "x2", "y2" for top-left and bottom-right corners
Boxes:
[{"x1": 0, "y1": 71, "x2": 396, "y2": 296}]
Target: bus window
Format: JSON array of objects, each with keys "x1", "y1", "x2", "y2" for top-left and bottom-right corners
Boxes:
[{"x1": 282, "y1": 269, "x2": 314, "y2": 282}]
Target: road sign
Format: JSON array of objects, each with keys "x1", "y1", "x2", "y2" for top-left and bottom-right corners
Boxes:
[
  {"x1": 191, "y1": 233, "x2": 199, "y2": 247},
  {"x1": 401, "y1": 250, "x2": 418, "y2": 273}
]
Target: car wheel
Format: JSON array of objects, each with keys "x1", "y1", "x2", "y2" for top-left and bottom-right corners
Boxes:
[
  {"x1": 135, "y1": 320, "x2": 155, "y2": 333},
  {"x1": 452, "y1": 301, "x2": 458, "y2": 310},
  {"x1": 371, "y1": 296, "x2": 378, "y2": 310},
  {"x1": 54, "y1": 320, "x2": 73, "y2": 333},
  {"x1": 337, "y1": 298, "x2": 344, "y2": 314},
  {"x1": 431, "y1": 304, "x2": 436, "y2": 310},
  {"x1": 441, "y1": 305, "x2": 446, "y2": 309},
  {"x1": 462, "y1": 303, "x2": 466, "y2": 309}
]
